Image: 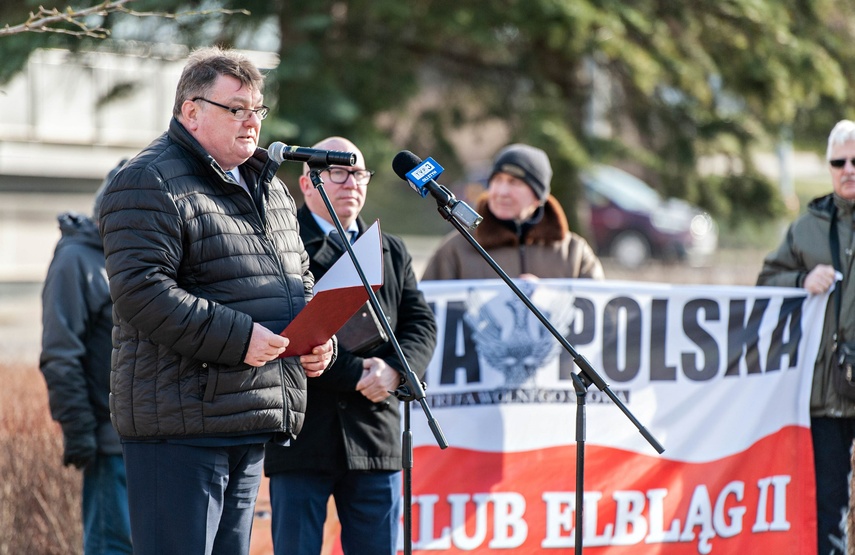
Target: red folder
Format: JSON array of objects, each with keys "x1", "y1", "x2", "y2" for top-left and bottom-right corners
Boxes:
[{"x1": 278, "y1": 220, "x2": 384, "y2": 357}]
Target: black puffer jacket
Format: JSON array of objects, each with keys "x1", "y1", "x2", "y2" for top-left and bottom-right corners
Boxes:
[
  {"x1": 40, "y1": 213, "x2": 119, "y2": 454},
  {"x1": 99, "y1": 118, "x2": 313, "y2": 441}
]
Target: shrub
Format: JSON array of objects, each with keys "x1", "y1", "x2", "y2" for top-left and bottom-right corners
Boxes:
[{"x1": 0, "y1": 362, "x2": 81, "y2": 555}]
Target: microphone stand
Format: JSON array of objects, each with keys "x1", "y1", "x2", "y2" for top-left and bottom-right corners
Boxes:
[
  {"x1": 425, "y1": 187, "x2": 664, "y2": 554},
  {"x1": 306, "y1": 164, "x2": 448, "y2": 555}
]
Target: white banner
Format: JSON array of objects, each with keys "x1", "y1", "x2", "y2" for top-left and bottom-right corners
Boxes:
[{"x1": 400, "y1": 278, "x2": 827, "y2": 554}]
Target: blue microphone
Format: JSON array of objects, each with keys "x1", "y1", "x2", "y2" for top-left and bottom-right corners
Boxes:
[
  {"x1": 401, "y1": 156, "x2": 445, "y2": 198},
  {"x1": 392, "y1": 150, "x2": 483, "y2": 229}
]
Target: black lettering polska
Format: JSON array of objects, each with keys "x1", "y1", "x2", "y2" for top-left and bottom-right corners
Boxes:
[
  {"x1": 726, "y1": 298, "x2": 768, "y2": 376},
  {"x1": 602, "y1": 297, "x2": 643, "y2": 382},
  {"x1": 682, "y1": 298, "x2": 720, "y2": 381},
  {"x1": 559, "y1": 297, "x2": 597, "y2": 381},
  {"x1": 650, "y1": 299, "x2": 677, "y2": 381},
  {"x1": 766, "y1": 296, "x2": 803, "y2": 372},
  {"x1": 431, "y1": 290, "x2": 806, "y2": 390}
]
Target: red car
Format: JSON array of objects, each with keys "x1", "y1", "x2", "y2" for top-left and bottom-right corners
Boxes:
[{"x1": 580, "y1": 164, "x2": 718, "y2": 268}]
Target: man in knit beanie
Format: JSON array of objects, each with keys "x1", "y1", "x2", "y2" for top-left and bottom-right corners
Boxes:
[
  {"x1": 490, "y1": 143, "x2": 553, "y2": 206},
  {"x1": 422, "y1": 143, "x2": 604, "y2": 280}
]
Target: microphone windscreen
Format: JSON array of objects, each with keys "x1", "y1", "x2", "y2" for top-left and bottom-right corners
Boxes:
[
  {"x1": 267, "y1": 142, "x2": 286, "y2": 163},
  {"x1": 392, "y1": 150, "x2": 423, "y2": 181}
]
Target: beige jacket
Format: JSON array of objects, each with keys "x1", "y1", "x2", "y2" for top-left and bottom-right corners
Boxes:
[{"x1": 421, "y1": 194, "x2": 604, "y2": 281}]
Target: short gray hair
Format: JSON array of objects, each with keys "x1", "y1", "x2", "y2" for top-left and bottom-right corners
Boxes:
[
  {"x1": 827, "y1": 120, "x2": 855, "y2": 160},
  {"x1": 172, "y1": 46, "x2": 265, "y2": 118}
]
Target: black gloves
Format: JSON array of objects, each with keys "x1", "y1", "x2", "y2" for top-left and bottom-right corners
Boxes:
[{"x1": 61, "y1": 426, "x2": 97, "y2": 469}]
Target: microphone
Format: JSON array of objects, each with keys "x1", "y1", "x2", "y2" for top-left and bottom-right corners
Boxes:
[
  {"x1": 392, "y1": 151, "x2": 483, "y2": 230},
  {"x1": 267, "y1": 142, "x2": 357, "y2": 166}
]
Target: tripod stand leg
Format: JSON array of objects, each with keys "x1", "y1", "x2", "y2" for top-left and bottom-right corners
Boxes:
[
  {"x1": 403, "y1": 400, "x2": 414, "y2": 555},
  {"x1": 572, "y1": 373, "x2": 587, "y2": 554}
]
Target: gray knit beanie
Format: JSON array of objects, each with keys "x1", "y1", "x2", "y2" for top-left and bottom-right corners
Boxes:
[{"x1": 489, "y1": 144, "x2": 552, "y2": 203}]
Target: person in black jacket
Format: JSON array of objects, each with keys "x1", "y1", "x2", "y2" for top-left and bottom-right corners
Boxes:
[
  {"x1": 98, "y1": 47, "x2": 335, "y2": 555},
  {"x1": 40, "y1": 161, "x2": 132, "y2": 555},
  {"x1": 264, "y1": 136, "x2": 437, "y2": 555}
]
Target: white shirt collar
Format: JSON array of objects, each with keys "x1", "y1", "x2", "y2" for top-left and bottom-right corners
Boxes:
[
  {"x1": 226, "y1": 167, "x2": 251, "y2": 195},
  {"x1": 309, "y1": 211, "x2": 358, "y2": 238}
]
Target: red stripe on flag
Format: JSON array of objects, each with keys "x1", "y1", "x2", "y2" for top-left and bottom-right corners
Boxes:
[{"x1": 404, "y1": 425, "x2": 816, "y2": 554}]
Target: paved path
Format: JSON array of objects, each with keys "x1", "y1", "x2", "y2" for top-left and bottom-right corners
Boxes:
[{"x1": 0, "y1": 282, "x2": 42, "y2": 363}]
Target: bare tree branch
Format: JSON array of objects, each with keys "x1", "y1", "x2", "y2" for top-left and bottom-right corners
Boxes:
[{"x1": 0, "y1": 0, "x2": 250, "y2": 38}]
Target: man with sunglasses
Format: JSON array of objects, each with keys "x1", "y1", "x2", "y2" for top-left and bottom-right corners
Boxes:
[
  {"x1": 758, "y1": 119, "x2": 855, "y2": 555},
  {"x1": 98, "y1": 47, "x2": 335, "y2": 555},
  {"x1": 264, "y1": 136, "x2": 437, "y2": 555}
]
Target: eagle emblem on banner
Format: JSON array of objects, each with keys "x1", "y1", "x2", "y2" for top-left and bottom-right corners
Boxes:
[{"x1": 464, "y1": 282, "x2": 576, "y2": 386}]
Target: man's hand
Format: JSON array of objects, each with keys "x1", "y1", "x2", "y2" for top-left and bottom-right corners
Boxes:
[
  {"x1": 803, "y1": 264, "x2": 837, "y2": 295},
  {"x1": 357, "y1": 357, "x2": 402, "y2": 403},
  {"x1": 244, "y1": 323, "x2": 289, "y2": 367},
  {"x1": 300, "y1": 338, "x2": 335, "y2": 378},
  {"x1": 62, "y1": 429, "x2": 97, "y2": 469}
]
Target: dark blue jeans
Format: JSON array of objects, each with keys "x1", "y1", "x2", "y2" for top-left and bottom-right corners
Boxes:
[
  {"x1": 123, "y1": 441, "x2": 264, "y2": 555},
  {"x1": 811, "y1": 416, "x2": 855, "y2": 555},
  {"x1": 82, "y1": 453, "x2": 132, "y2": 555},
  {"x1": 269, "y1": 469, "x2": 402, "y2": 555}
]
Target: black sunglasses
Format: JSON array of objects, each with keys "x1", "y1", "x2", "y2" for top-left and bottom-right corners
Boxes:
[{"x1": 829, "y1": 158, "x2": 855, "y2": 168}]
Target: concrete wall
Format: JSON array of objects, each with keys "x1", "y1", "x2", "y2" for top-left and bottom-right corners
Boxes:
[{"x1": 0, "y1": 46, "x2": 279, "y2": 181}]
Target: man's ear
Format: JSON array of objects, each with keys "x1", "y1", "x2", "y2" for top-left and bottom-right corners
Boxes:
[
  {"x1": 298, "y1": 174, "x2": 313, "y2": 196},
  {"x1": 180, "y1": 100, "x2": 199, "y2": 130}
]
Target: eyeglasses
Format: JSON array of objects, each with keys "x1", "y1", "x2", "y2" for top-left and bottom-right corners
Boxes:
[
  {"x1": 324, "y1": 167, "x2": 375, "y2": 185},
  {"x1": 829, "y1": 158, "x2": 855, "y2": 169},
  {"x1": 192, "y1": 97, "x2": 269, "y2": 121}
]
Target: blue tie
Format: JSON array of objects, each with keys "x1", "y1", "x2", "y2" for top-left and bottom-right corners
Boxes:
[{"x1": 328, "y1": 230, "x2": 353, "y2": 248}]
